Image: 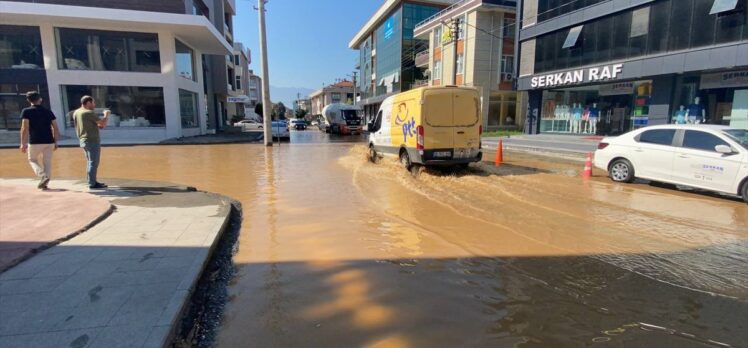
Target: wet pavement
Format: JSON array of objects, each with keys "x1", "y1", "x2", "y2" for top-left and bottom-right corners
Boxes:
[{"x1": 1, "y1": 129, "x2": 746, "y2": 347}]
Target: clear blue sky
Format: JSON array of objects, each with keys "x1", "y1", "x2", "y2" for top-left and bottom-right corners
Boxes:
[{"x1": 234, "y1": 0, "x2": 382, "y2": 90}]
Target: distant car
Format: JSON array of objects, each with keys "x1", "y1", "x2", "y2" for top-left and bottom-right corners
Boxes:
[
  {"x1": 289, "y1": 119, "x2": 307, "y2": 130},
  {"x1": 271, "y1": 120, "x2": 290, "y2": 139},
  {"x1": 234, "y1": 119, "x2": 263, "y2": 130},
  {"x1": 594, "y1": 125, "x2": 748, "y2": 202},
  {"x1": 311, "y1": 120, "x2": 319, "y2": 126}
]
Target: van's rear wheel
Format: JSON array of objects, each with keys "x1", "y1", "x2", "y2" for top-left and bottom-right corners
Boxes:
[
  {"x1": 741, "y1": 180, "x2": 748, "y2": 203},
  {"x1": 400, "y1": 150, "x2": 412, "y2": 171},
  {"x1": 369, "y1": 146, "x2": 378, "y2": 163}
]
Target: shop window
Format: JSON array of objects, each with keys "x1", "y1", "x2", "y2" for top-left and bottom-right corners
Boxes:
[
  {"x1": 0, "y1": 84, "x2": 48, "y2": 130},
  {"x1": 562, "y1": 25, "x2": 583, "y2": 49},
  {"x1": 669, "y1": 0, "x2": 693, "y2": 51},
  {"x1": 434, "y1": 26, "x2": 442, "y2": 47},
  {"x1": 637, "y1": 129, "x2": 676, "y2": 146},
  {"x1": 56, "y1": 28, "x2": 160, "y2": 72},
  {"x1": 682, "y1": 130, "x2": 730, "y2": 152},
  {"x1": 611, "y1": 12, "x2": 632, "y2": 60},
  {"x1": 0, "y1": 25, "x2": 44, "y2": 69},
  {"x1": 648, "y1": 1, "x2": 671, "y2": 54},
  {"x1": 331, "y1": 92, "x2": 341, "y2": 104},
  {"x1": 179, "y1": 89, "x2": 198, "y2": 128},
  {"x1": 711, "y1": 0, "x2": 739, "y2": 14},
  {"x1": 176, "y1": 40, "x2": 196, "y2": 81},
  {"x1": 691, "y1": 0, "x2": 717, "y2": 48},
  {"x1": 61, "y1": 85, "x2": 165, "y2": 128}
]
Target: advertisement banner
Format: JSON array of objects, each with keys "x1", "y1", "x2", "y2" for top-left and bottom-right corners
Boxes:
[
  {"x1": 700, "y1": 70, "x2": 748, "y2": 89},
  {"x1": 599, "y1": 82, "x2": 635, "y2": 96}
]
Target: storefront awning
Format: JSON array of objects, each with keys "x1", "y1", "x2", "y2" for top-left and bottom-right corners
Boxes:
[{"x1": 0, "y1": 1, "x2": 232, "y2": 55}]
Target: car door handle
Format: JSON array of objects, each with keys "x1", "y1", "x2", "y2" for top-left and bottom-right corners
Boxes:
[
  {"x1": 677, "y1": 154, "x2": 689, "y2": 158},
  {"x1": 457, "y1": 131, "x2": 465, "y2": 134},
  {"x1": 634, "y1": 148, "x2": 644, "y2": 152}
]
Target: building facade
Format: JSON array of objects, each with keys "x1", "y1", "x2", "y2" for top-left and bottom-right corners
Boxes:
[
  {"x1": 308, "y1": 80, "x2": 356, "y2": 117},
  {"x1": 350, "y1": 0, "x2": 457, "y2": 120},
  {"x1": 517, "y1": 0, "x2": 748, "y2": 135},
  {"x1": 0, "y1": 0, "x2": 237, "y2": 143},
  {"x1": 226, "y1": 42, "x2": 251, "y2": 123},
  {"x1": 414, "y1": 0, "x2": 522, "y2": 131}
]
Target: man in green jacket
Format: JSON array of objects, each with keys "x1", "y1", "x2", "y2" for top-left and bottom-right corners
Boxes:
[{"x1": 73, "y1": 95, "x2": 109, "y2": 189}]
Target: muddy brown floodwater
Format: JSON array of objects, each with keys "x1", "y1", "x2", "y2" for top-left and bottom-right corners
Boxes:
[{"x1": 1, "y1": 135, "x2": 746, "y2": 347}]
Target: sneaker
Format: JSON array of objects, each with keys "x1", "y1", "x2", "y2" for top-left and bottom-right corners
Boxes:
[
  {"x1": 89, "y1": 183, "x2": 107, "y2": 189},
  {"x1": 38, "y1": 176, "x2": 50, "y2": 189},
  {"x1": 95, "y1": 182, "x2": 108, "y2": 188}
]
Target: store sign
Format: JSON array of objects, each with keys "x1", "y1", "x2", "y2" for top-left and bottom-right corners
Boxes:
[
  {"x1": 599, "y1": 82, "x2": 635, "y2": 96},
  {"x1": 530, "y1": 64, "x2": 623, "y2": 89},
  {"x1": 227, "y1": 96, "x2": 250, "y2": 103},
  {"x1": 700, "y1": 70, "x2": 748, "y2": 89}
]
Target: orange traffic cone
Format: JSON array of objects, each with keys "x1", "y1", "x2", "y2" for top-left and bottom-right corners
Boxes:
[
  {"x1": 582, "y1": 152, "x2": 593, "y2": 180},
  {"x1": 494, "y1": 140, "x2": 504, "y2": 167}
]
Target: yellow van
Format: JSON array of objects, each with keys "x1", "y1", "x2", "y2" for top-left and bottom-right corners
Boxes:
[{"x1": 367, "y1": 86, "x2": 483, "y2": 170}]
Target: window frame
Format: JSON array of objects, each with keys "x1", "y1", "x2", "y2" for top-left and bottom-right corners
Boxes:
[
  {"x1": 679, "y1": 129, "x2": 731, "y2": 152},
  {"x1": 562, "y1": 25, "x2": 584, "y2": 49},
  {"x1": 636, "y1": 129, "x2": 677, "y2": 146}
]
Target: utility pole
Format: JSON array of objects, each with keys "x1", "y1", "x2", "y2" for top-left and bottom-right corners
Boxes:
[
  {"x1": 257, "y1": 0, "x2": 273, "y2": 146},
  {"x1": 450, "y1": 18, "x2": 460, "y2": 85}
]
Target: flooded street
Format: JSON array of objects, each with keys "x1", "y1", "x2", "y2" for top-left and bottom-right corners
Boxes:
[{"x1": 1, "y1": 131, "x2": 746, "y2": 347}]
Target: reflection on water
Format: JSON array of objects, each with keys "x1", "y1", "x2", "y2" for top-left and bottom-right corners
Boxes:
[{"x1": 0, "y1": 142, "x2": 746, "y2": 347}]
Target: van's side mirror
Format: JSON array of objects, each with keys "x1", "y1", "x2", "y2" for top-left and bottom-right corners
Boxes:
[{"x1": 715, "y1": 145, "x2": 734, "y2": 154}]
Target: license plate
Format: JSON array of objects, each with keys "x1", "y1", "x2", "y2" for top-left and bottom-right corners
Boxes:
[
  {"x1": 434, "y1": 151, "x2": 451, "y2": 158},
  {"x1": 454, "y1": 149, "x2": 470, "y2": 159}
]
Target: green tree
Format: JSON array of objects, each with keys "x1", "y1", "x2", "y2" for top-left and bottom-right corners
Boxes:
[{"x1": 295, "y1": 109, "x2": 308, "y2": 119}]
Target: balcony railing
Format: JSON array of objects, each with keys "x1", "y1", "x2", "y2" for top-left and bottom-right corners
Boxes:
[{"x1": 415, "y1": 50, "x2": 429, "y2": 67}]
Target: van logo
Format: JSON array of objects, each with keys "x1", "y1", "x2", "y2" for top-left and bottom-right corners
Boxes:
[{"x1": 394, "y1": 103, "x2": 408, "y2": 126}]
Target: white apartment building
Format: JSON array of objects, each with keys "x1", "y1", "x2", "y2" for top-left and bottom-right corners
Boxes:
[{"x1": 0, "y1": 1, "x2": 232, "y2": 143}]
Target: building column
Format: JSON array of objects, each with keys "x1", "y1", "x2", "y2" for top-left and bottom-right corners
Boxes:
[
  {"x1": 38, "y1": 23, "x2": 65, "y2": 132},
  {"x1": 158, "y1": 32, "x2": 181, "y2": 139},
  {"x1": 650, "y1": 75, "x2": 675, "y2": 126},
  {"x1": 526, "y1": 90, "x2": 542, "y2": 134}
]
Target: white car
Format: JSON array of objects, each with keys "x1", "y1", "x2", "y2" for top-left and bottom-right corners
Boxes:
[
  {"x1": 594, "y1": 125, "x2": 748, "y2": 202},
  {"x1": 234, "y1": 119, "x2": 263, "y2": 130},
  {"x1": 271, "y1": 120, "x2": 290, "y2": 139}
]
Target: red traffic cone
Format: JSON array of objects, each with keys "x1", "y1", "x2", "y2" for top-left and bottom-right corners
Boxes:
[
  {"x1": 494, "y1": 140, "x2": 504, "y2": 167},
  {"x1": 582, "y1": 152, "x2": 593, "y2": 180}
]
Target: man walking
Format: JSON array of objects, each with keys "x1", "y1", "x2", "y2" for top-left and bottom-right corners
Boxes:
[
  {"x1": 73, "y1": 95, "x2": 109, "y2": 189},
  {"x1": 19, "y1": 91, "x2": 59, "y2": 190}
]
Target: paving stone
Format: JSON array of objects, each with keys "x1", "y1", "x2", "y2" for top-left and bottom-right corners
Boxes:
[
  {"x1": 0, "y1": 328, "x2": 101, "y2": 348},
  {"x1": 0, "y1": 276, "x2": 67, "y2": 295},
  {"x1": 108, "y1": 283, "x2": 179, "y2": 327},
  {"x1": 87, "y1": 324, "x2": 152, "y2": 348},
  {"x1": 142, "y1": 325, "x2": 171, "y2": 348},
  {"x1": 54, "y1": 286, "x2": 136, "y2": 330}
]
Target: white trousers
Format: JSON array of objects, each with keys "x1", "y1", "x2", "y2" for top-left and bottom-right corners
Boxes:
[{"x1": 28, "y1": 143, "x2": 54, "y2": 179}]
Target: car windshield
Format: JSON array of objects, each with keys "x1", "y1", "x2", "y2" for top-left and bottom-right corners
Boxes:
[
  {"x1": 723, "y1": 129, "x2": 748, "y2": 149},
  {"x1": 341, "y1": 110, "x2": 360, "y2": 120}
]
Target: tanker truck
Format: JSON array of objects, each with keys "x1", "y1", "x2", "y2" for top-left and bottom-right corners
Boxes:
[{"x1": 321, "y1": 104, "x2": 363, "y2": 135}]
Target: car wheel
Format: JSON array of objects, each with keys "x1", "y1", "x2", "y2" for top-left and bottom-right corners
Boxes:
[
  {"x1": 369, "y1": 146, "x2": 378, "y2": 164},
  {"x1": 609, "y1": 159, "x2": 635, "y2": 183},
  {"x1": 400, "y1": 150, "x2": 412, "y2": 171},
  {"x1": 741, "y1": 180, "x2": 748, "y2": 203}
]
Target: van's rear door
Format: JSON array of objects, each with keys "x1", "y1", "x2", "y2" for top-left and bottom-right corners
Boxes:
[
  {"x1": 452, "y1": 89, "x2": 480, "y2": 156},
  {"x1": 423, "y1": 88, "x2": 454, "y2": 150}
]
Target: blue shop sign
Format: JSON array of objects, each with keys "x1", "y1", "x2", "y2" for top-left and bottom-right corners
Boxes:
[{"x1": 384, "y1": 16, "x2": 394, "y2": 40}]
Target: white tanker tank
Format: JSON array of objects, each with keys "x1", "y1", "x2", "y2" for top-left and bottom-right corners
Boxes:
[{"x1": 321, "y1": 104, "x2": 363, "y2": 135}]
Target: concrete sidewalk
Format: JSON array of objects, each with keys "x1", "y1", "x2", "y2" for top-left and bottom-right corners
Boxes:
[
  {"x1": 483, "y1": 133, "x2": 604, "y2": 159},
  {"x1": 0, "y1": 178, "x2": 232, "y2": 348}
]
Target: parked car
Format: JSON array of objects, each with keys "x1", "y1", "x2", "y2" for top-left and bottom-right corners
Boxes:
[
  {"x1": 594, "y1": 125, "x2": 748, "y2": 202},
  {"x1": 234, "y1": 119, "x2": 263, "y2": 130},
  {"x1": 271, "y1": 120, "x2": 290, "y2": 139},
  {"x1": 289, "y1": 119, "x2": 307, "y2": 130}
]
